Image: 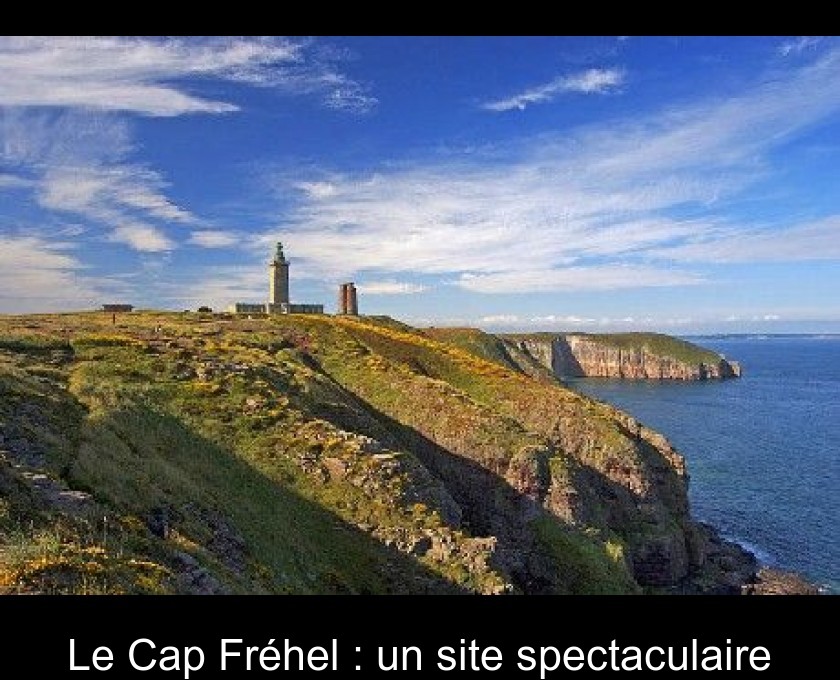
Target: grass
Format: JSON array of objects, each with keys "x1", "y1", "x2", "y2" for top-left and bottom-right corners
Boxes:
[
  {"x1": 0, "y1": 335, "x2": 71, "y2": 353},
  {"x1": 0, "y1": 518, "x2": 172, "y2": 595},
  {"x1": 572, "y1": 332, "x2": 722, "y2": 364},
  {"x1": 529, "y1": 514, "x2": 639, "y2": 595},
  {"x1": 66, "y1": 340, "x2": 472, "y2": 593},
  {"x1": 0, "y1": 310, "x2": 701, "y2": 594},
  {"x1": 423, "y1": 327, "x2": 523, "y2": 371},
  {"x1": 503, "y1": 331, "x2": 722, "y2": 365}
]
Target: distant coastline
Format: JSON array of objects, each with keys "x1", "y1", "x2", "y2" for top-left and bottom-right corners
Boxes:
[{"x1": 682, "y1": 333, "x2": 840, "y2": 340}]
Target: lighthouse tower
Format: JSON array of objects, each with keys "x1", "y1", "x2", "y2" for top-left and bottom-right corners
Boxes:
[{"x1": 269, "y1": 242, "x2": 290, "y2": 311}]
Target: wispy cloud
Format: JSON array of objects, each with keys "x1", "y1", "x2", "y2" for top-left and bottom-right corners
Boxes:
[
  {"x1": 357, "y1": 280, "x2": 427, "y2": 295},
  {"x1": 650, "y1": 216, "x2": 840, "y2": 263},
  {"x1": 475, "y1": 313, "x2": 657, "y2": 329},
  {"x1": 34, "y1": 164, "x2": 190, "y2": 252},
  {"x1": 265, "y1": 48, "x2": 840, "y2": 294},
  {"x1": 0, "y1": 235, "x2": 119, "y2": 311},
  {"x1": 0, "y1": 172, "x2": 32, "y2": 189},
  {"x1": 1, "y1": 112, "x2": 190, "y2": 253},
  {"x1": 154, "y1": 266, "x2": 268, "y2": 309},
  {"x1": 0, "y1": 36, "x2": 376, "y2": 116},
  {"x1": 0, "y1": 37, "x2": 375, "y2": 261},
  {"x1": 39, "y1": 164, "x2": 194, "y2": 223},
  {"x1": 189, "y1": 230, "x2": 240, "y2": 248},
  {"x1": 295, "y1": 181, "x2": 339, "y2": 199},
  {"x1": 406, "y1": 312, "x2": 792, "y2": 333},
  {"x1": 108, "y1": 223, "x2": 173, "y2": 252},
  {"x1": 457, "y1": 265, "x2": 701, "y2": 293},
  {"x1": 779, "y1": 36, "x2": 823, "y2": 57},
  {"x1": 482, "y1": 68, "x2": 624, "y2": 112},
  {"x1": 0, "y1": 109, "x2": 133, "y2": 166}
]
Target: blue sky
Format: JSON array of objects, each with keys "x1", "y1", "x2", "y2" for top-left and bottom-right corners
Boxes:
[{"x1": 1, "y1": 36, "x2": 839, "y2": 333}]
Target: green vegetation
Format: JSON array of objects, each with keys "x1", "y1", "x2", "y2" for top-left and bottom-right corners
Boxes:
[
  {"x1": 423, "y1": 327, "x2": 558, "y2": 383},
  {"x1": 503, "y1": 331, "x2": 722, "y2": 365},
  {"x1": 423, "y1": 327, "x2": 523, "y2": 370},
  {"x1": 529, "y1": 516, "x2": 637, "y2": 595},
  {"x1": 0, "y1": 311, "x2": 700, "y2": 594},
  {"x1": 572, "y1": 332, "x2": 722, "y2": 364},
  {"x1": 0, "y1": 335, "x2": 71, "y2": 353}
]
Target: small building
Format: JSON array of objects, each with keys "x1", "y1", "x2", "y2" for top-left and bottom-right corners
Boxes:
[
  {"x1": 230, "y1": 302, "x2": 325, "y2": 315},
  {"x1": 230, "y1": 302, "x2": 268, "y2": 315},
  {"x1": 269, "y1": 303, "x2": 325, "y2": 315},
  {"x1": 102, "y1": 304, "x2": 134, "y2": 313}
]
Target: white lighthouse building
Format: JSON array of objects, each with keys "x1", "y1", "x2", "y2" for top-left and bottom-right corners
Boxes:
[{"x1": 229, "y1": 242, "x2": 324, "y2": 315}]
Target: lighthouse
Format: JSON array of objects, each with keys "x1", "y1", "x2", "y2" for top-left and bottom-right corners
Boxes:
[
  {"x1": 269, "y1": 241, "x2": 290, "y2": 308},
  {"x1": 229, "y1": 241, "x2": 323, "y2": 315}
]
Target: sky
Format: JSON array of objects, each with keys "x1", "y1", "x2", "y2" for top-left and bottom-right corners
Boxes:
[{"x1": 1, "y1": 35, "x2": 839, "y2": 333}]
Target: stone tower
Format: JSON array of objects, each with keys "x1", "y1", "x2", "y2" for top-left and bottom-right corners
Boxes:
[
  {"x1": 338, "y1": 282, "x2": 358, "y2": 315},
  {"x1": 269, "y1": 242, "x2": 290, "y2": 306}
]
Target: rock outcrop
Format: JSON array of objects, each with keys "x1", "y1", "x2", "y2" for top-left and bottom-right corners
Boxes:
[
  {"x1": 743, "y1": 567, "x2": 821, "y2": 595},
  {"x1": 506, "y1": 334, "x2": 741, "y2": 381}
]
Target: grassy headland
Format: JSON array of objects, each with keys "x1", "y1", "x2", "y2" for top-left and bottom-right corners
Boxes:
[{"x1": 0, "y1": 311, "x2": 716, "y2": 594}]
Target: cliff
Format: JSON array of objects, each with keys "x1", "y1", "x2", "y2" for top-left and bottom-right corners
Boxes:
[
  {"x1": 1, "y1": 313, "x2": 749, "y2": 594},
  {"x1": 502, "y1": 332, "x2": 741, "y2": 381}
]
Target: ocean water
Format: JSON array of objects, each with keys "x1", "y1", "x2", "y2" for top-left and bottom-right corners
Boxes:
[{"x1": 568, "y1": 336, "x2": 840, "y2": 594}]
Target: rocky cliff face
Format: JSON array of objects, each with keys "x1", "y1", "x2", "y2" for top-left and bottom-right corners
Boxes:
[
  {"x1": 343, "y1": 321, "x2": 759, "y2": 592},
  {"x1": 509, "y1": 335, "x2": 741, "y2": 381}
]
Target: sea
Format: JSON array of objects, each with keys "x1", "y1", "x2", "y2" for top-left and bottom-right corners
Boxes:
[{"x1": 567, "y1": 335, "x2": 839, "y2": 594}]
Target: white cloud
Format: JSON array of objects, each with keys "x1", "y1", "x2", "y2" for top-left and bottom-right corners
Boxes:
[
  {"x1": 39, "y1": 165, "x2": 194, "y2": 224},
  {"x1": 563, "y1": 68, "x2": 625, "y2": 93},
  {"x1": 357, "y1": 280, "x2": 427, "y2": 295},
  {"x1": 0, "y1": 235, "x2": 118, "y2": 311},
  {"x1": 479, "y1": 314, "x2": 521, "y2": 325},
  {"x1": 265, "y1": 48, "x2": 840, "y2": 293},
  {"x1": 109, "y1": 223, "x2": 173, "y2": 252},
  {"x1": 457, "y1": 265, "x2": 702, "y2": 293},
  {"x1": 483, "y1": 68, "x2": 624, "y2": 112},
  {"x1": 1, "y1": 109, "x2": 133, "y2": 166},
  {"x1": 1, "y1": 111, "x2": 194, "y2": 253},
  {"x1": 411, "y1": 312, "x2": 765, "y2": 332},
  {"x1": 296, "y1": 181, "x2": 338, "y2": 199},
  {"x1": 154, "y1": 266, "x2": 268, "y2": 309},
  {"x1": 0, "y1": 173, "x2": 31, "y2": 188},
  {"x1": 0, "y1": 37, "x2": 375, "y2": 258},
  {"x1": 415, "y1": 312, "x2": 810, "y2": 333},
  {"x1": 0, "y1": 36, "x2": 375, "y2": 116},
  {"x1": 779, "y1": 37, "x2": 823, "y2": 57},
  {"x1": 651, "y1": 216, "x2": 840, "y2": 263},
  {"x1": 189, "y1": 230, "x2": 240, "y2": 248},
  {"x1": 530, "y1": 314, "x2": 596, "y2": 326},
  {"x1": 29, "y1": 164, "x2": 191, "y2": 252}
]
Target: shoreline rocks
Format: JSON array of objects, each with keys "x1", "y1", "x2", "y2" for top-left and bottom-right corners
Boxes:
[{"x1": 743, "y1": 567, "x2": 821, "y2": 595}]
